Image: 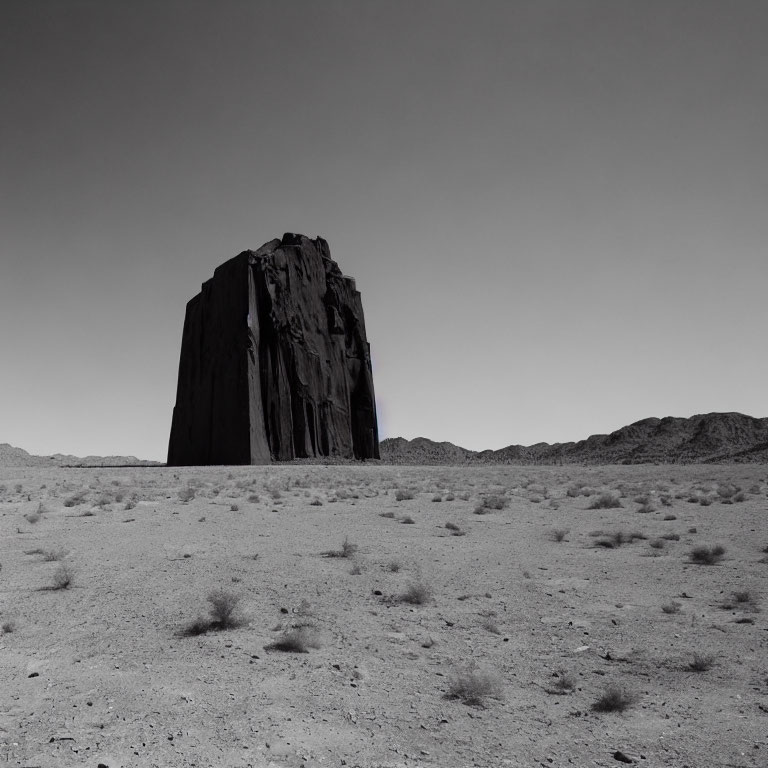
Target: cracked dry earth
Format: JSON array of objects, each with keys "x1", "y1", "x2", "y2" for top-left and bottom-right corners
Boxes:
[{"x1": 0, "y1": 463, "x2": 767, "y2": 768}]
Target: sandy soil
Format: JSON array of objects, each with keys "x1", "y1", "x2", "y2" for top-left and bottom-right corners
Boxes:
[{"x1": 0, "y1": 463, "x2": 766, "y2": 768}]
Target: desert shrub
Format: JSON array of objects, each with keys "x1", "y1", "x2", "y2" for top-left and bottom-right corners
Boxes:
[
  {"x1": 551, "y1": 528, "x2": 569, "y2": 542},
  {"x1": 265, "y1": 626, "x2": 321, "y2": 653},
  {"x1": 663, "y1": 514, "x2": 677, "y2": 521},
  {"x1": 400, "y1": 516, "x2": 415, "y2": 524},
  {"x1": 688, "y1": 653, "x2": 715, "y2": 672},
  {"x1": 431, "y1": 494, "x2": 442, "y2": 502},
  {"x1": 717, "y1": 484, "x2": 739, "y2": 500},
  {"x1": 481, "y1": 494, "x2": 508, "y2": 510},
  {"x1": 51, "y1": 563, "x2": 74, "y2": 590},
  {"x1": 446, "y1": 670, "x2": 502, "y2": 705},
  {"x1": 247, "y1": 493, "x2": 260, "y2": 503},
  {"x1": 699, "y1": 496, "x2": 713, "y2": 506},
  {"x1": 1, "y1": 620, "x2": 16, "y2": 633},
  {"x1": 207, "y1": 589, "x2": 244, "y2": 629},
  {"x1": 588, "y1": 493, "x2": 622, "y2": 510},
  {"x1": 596, "y1": 531, "x2": 645, "y2": 548},
  {"x1": 178, "y1": 486, "x2": 196, "y2": 503},
  {"x1": 394, "y1": 489, "x2": 415, "y2": 501},
  {"x1": 324, "y1": 537, "x2": 358, "y2": 558},
  {"x1": 445, "y1": 521, "x2": 461, "y2": 531},
  {"x1": 124, "y1": 493, "x2": 139, "y2": 510},
  {"x1": 689, "y1": 545, "x2": 726, "y2": 565},
  {"x1": 733, "y1": 491, "x2": 747, "y2": 503},
  {"x1": 309, "y1": 498, "x2": 323, "y2": 506},
  {"x1": 42, "y1": 548, "x2": 66, "y2": 562},
  {"x1": 661, "y1": 601, "x2": 681, "y2": 614},
  {"x1": 660, "y1": 495, "x2": 673, "y2": 507},
  {"x1": 649, "y1": 538, "x2": 665, "y2": 550},
  {"x1": 445, "y1": 493, "x2": 455, "y2": 501},
  {"x1": 548, "y1": 669, "x2": 576, "y2": 694},
  {"x1": 566, "y1": 486, "x2": 581, "y2": 498},
  {"x1": 64, "y1": 489, "x2": 88, "y2": 507},
  {"x1": 636, "y1": 503, "x2": 655, "y2": 514},
  {"x1": 24, "y1": 511, "x2": 41, "y2": 524},
  {"x1": 591, "y1": 685, "x2": 637, "y2": 712},
  {"x1": 662, "y1": 533, "x2": 680, "y2": 541},
  {"x1": 387, "y1": 560, "x2": 402, "y2": 572},
  {"x1": 349, "y1": 562, "x2": 363, "y2": 575},
  {"x1": 398, "y1": 582, "x2": 432, "y2": 605},
  {"x1": 721, "y1": 590, "x2": 759, "y2": 611}
]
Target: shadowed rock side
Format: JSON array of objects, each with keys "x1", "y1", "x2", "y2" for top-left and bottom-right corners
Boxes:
[{"x1": 168, "y1": 234, "x2": 378, "y2": 465}]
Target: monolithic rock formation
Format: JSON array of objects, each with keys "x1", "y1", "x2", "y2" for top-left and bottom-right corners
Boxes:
[{"x1": 167, "y1": 234, "x2": 379, "y2": 465}]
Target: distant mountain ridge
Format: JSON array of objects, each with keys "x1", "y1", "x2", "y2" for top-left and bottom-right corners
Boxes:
[
  {"x1": 0, "y1": 443, "x2": 161, "y2": 468},
  {"x1": 380, "y1": 412, "x2": 768, "y2": 465}
]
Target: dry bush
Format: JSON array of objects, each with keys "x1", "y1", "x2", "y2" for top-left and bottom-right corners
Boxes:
[
  {"x1": 548, "y1": 669, "x2": 576, "y2": 694},
  {"x1": 379, "y1": 511, "x2": 395, "y2": 518},
  {"x1": 689, "y1": 545, "x2": 726, "y2": 565},
  {"x1": 51, "y1": 563, "x2": 74, "y2": 590},
  {"x1": 387, "y1": 560, "x2": 402, "y2": 572},
  {"x1": 588, "y1": 493, "x2": 622, "y2": 510},
  {"x1": 400, "y1": 516, "x2": 415, "y2": 524},
  {"x1": 431, "y1": 494, "x2": 442, "y2": 502},
  {"x1": 636, "y1": 503, "x2": 655, "y2": 514},
  {"x1": 649, "y1": 538, "x2": 665, "y2": 550},
  {"x1": 323, "y1": 537, "x2": 358, "y2": 558},
  {"x1": 480, "y1": 494, "x2": 508, "y2": 511},
  {"x1": 63, "y1": 489, "x2": 88, "y2": 507},
  {"x1": 265, "y1": 626, "x2": 322, "y2": 653},
  {"x1": 398, "y1": 582, "x2": 432, "y2": 605},
  {"x1": 591, "y1": 685, "x2": 637, "y2": 712},
  {"x1": 207, "y1": 589, "x2": 245, "y2": 629},
  {"x1": 446, "y1": 670, "x2": 503, "y2": 706},
  {"x1": 394, "y1": 489, "x2": 415, "y2": 501},
  {"x1": 551, "y1": 528, "x2": 569, "y2": 542},
  {"x1": 721, "y1": 590, "x2": 759, "y2": 611},
  {"x1": 178, "y1": 589, "x2": 245, "y2": 636},
  {"x1": 178, "y1": 486, "x2": 196, "y2": 502},
  {"x1": 661, "y1": 601, "x2": 681, "y2": 614},
  {"x1": 1, "y1": 620, "x2": 16, "y2": 633},
  {"x1": 688, "y1": 653, "x2": 715, "y2": 672}
]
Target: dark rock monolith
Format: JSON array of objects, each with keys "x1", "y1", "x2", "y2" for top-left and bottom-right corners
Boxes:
[{"x1": 167, "y1": 234, "x2": 379, "y2": 465}]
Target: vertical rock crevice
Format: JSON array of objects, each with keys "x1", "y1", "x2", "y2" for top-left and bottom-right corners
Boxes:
[{"x1": 167, "y1": 234, "x2": 379, "y2": 465}]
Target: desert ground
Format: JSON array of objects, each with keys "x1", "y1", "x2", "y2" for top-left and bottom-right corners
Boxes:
[{"x1": 0, "y1": 463, "x2": 766, "y2": 768}]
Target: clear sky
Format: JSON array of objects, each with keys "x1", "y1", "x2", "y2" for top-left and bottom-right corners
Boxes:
[{"x1": 1, "y1": 0, "x2": 766, "y2": 461}]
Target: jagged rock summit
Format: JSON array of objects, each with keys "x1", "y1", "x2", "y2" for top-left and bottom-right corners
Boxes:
[{"x1": 167, "y1": 234, "x2": 379, "y2": 465}]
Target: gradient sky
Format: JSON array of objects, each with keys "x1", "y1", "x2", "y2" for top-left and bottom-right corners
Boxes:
[{"x1": 1, "y1": 0, "x2": 766, "y2": 461}]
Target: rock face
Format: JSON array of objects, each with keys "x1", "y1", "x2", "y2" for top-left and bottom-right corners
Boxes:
[{"x1": 167, "y1": 234, "x2": 379, "y2": 465}]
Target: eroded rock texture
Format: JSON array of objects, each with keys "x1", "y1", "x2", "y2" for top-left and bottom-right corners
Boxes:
[{"x1": 168, "y1": 234, "x2": 379, "y2": 465}]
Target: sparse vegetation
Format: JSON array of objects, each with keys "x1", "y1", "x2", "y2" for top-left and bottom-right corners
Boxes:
[
  {"x1": 588, "y1": 493, "x2": 622, "y2": 510},
  {"x1": 394, "y1": 489, "x2": 415, "y2": 501},
  {"x1": 551, "y1": 528, "x2": 569, "y2": 542},
  {"x1": 324, "y1": 537, "x2": 359, "y2": 558},
  {"x1": 50, "y1": 563, "x2": 74, "y2": 590},
  {"x1": 661, "y1": 600, "x2": 681, "y2": 614},
  {"x1": 178, "y1": 589, "x2": 245, "y2": 636},
  {"x1": 398, "y1": 582, "x2": 432, "y2": 605},
  {"x1": 446, "y1": 670, "x2": 502, "y2": 706},
  {"x1": 178, "y1": 486, "x2": 196, "y2": 502},
  {"x1": 591, "y1": 684, "x2": 637, "y2": 712},
  {"x1": 548, "y1": 669, "x2": 576, "y2": 694},
  {"x1": 265, "y1": 626, "x2": 321, "y2": 653},
  {"x1": 688, "y1": 653, "x2": 715, "y2": 672},
  {"x1": 689, "y1": 544, "x2": 726, "y2": 565}
]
